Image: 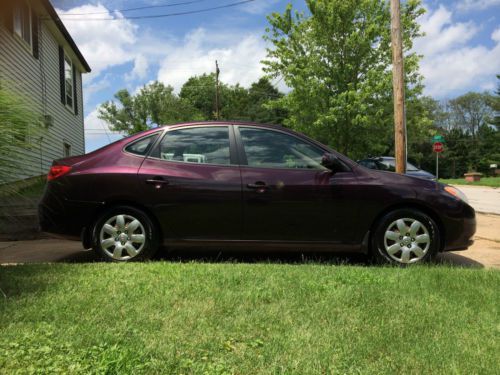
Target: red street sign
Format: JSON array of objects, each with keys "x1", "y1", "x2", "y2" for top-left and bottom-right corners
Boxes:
[{"x1": 433, "y1": 142, "x2": 444, "y2": 153}]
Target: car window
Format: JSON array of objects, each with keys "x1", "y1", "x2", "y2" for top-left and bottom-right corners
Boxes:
[
  {"x1": 124, "y1": 133, "x2": 160, "y2": 156},
  {"x1": 359, "y1": 160, "x2": 377, "y2": 169},
  {"x1": 239, "y1": 127, "x2": 326, "y2": 169},
  {"x1": 376, "y1": 160, "x2": 396, "y2": 172},
  {"x1": 406, "y1": 162, "x2": 420, "y2": 172},
  {"x1": 155, "y1": 126, "x2": 231, "y2": 165}
]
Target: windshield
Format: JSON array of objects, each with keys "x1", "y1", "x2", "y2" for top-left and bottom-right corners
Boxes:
[{"x1": 376, "y1": 159, "x2": 420, "y2": 172}]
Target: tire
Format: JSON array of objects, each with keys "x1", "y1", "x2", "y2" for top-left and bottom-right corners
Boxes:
[
  {"x1": 371, "y1": 208, "x2": 440, "y2": 265},
  {"x1": 91, "y1": 205, "x2": 159, "y2": 262}
]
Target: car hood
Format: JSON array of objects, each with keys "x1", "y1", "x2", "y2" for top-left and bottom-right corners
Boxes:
[{"x1": 406, "y1": 170, "x2": 436, "y2": 180}]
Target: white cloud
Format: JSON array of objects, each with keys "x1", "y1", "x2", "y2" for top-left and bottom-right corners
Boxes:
[
  {"x1": 157, "y1": 28, "x2": 268, "y2": 91},
  {"x1": 56, "y1": 4, "x2": 138, "y2": 77},
  {"x1": 84, "y1": 108, "x2": 123, "y2": 152},
  {"x1": 415, "y1": 5, "x2": 500, "y2": 98},
  {"x1": 457, "y1": 0, "x2": 500, "y2": 11},
  {"x1": 126, "y1": 54, "x2": 149, "y2": 81}
]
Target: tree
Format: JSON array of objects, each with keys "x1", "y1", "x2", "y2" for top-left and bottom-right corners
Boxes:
[
  {"x1": 448, "y1": 92, "x2": 494, "y2": 140},
  {"x1": 263, "y1": 0, "x2": 427, "y2": 159},
  {"x1": 247, "y1": 77, "x2": 288, "y2": 124},
  {"x1": 493, "y1": 75, "x2": 500, "y2": 127},
  {"x1": 99, "y1": 82, "x2": 201, "y2": 135}
]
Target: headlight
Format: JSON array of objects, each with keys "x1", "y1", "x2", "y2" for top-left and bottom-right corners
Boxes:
[{"x1": 444, "y1": 185, "x2": 469, "y2": 203}]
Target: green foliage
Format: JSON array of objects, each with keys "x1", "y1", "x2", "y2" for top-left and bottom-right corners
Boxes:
[
  {"x1": 0, "y1": 84, "x2": 44, "y2": 184},
  {"x1": 427, "y1": 91, "x2": 499, "y2": 176},
  {"x1": 100, "y1": 77, "x2": 287, "y2": 136},
  {"x1": 439, "y1": 177, "x2": 500, "y2": 188},
  {"x1": 493, "y1": 75, "x2": 500, "y2": 127},
  {"x1": 98, "y1": 81, "x2": 203, "y2": 134},
  {"x1": 263, "y1": 0, "x2": 427, "y2": 159},
  {"x1": 0, "y1": 263, "x2": 499, "y2": 374}
]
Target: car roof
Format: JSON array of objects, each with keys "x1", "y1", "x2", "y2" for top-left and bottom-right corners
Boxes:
[{"x1": 163, "y1": 121, "x2": 283, "y2": 129}]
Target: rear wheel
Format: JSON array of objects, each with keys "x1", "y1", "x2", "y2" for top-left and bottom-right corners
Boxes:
[
  {"x1": 92, "y1": 206, "x2": 159, "y2": 262},
  {"x1": 372, "y1": 208, "x2": 440, "y2": 265}
]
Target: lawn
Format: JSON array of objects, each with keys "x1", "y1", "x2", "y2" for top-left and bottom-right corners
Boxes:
[
  {"x1": 440, "y1": 176, "x2": 500, "y2": 188},
  {"x1": 0, "y1": 263, "x2": 499, "y2": 374}
]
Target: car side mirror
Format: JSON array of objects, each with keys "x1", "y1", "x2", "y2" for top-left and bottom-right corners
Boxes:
[{"x1": 321, "y1": 153, "x2": 344, "y2": 172}]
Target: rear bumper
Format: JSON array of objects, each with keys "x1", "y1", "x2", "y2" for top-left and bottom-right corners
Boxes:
[{"x1": 39, "y1": 191, "x2": 103, "y2": 239}]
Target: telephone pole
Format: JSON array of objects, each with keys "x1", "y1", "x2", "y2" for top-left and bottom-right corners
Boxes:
[
  {"x1": 390, "y1": 0, "x2": 407, "y2": 174},
  {"x1": 215, "y1": 60, "x2": 220, "y2": 120}
]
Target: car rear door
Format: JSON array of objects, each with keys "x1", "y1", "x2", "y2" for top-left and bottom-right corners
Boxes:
[
  {"x1": 235, "y1": 126, "x2": 359, "y2": 244},
  {"x1": 138, "y1": 125, "x2": 242, "y2": 240}
]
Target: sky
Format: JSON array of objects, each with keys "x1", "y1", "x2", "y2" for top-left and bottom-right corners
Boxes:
[{"x1": 50, "y1": 0, "x2": 500, "y2": 152}]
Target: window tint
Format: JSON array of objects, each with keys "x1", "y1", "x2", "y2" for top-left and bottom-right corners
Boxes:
[
  {"x1": 125, "y1": 134, "x2": 159, "y2": 156},
  {"x1": 239, "y1": 127, "x2": 325, "y2": 169},
  {"x1": 359, "y1": 160, "x2": 377, "y2": 169},
  {"x1": 156, "y1": 127, "x2": 231, "y2": 165}
]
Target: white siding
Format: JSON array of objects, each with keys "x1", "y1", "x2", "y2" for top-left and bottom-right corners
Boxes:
[{"x1": 0, "y1": 10, "x2": 85, "y2": 181}]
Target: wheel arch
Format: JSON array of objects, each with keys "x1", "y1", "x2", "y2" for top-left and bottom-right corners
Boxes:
[
  {"x1": 367, "y1": 201, "x2": 446, "y2": 254},
  {"x1": 82, "y1": 200, "x2": 163, "y2": 249}
]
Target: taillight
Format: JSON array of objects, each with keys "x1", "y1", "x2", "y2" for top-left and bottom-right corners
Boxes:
[{"x1": 47, "y1": 165, "x2": 72, "y2": 181}]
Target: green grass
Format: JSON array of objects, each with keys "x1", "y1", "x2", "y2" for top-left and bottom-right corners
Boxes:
[
  {"x1": 439, "y1": 176, "x2": 500, "y2": 188},
  {"x1": 0, "y1": 263, "x2": 499, "y2": 374}
]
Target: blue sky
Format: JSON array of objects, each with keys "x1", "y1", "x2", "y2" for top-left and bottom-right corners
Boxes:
[{"x1": 51, "y1": 0, "x2": 500, "y2": 152}]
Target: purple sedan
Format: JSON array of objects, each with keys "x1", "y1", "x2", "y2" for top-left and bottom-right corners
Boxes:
[{"x1": 39, "y1": 122, "x2": 476, "y2": 264}]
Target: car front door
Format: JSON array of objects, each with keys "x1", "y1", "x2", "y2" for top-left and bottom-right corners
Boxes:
[
  {"x1": 138, "y1": 125, "x2": 242, "y2": 241},
  {"x1": 235, "y1": 126, "x2": 359, "y2": 244}
]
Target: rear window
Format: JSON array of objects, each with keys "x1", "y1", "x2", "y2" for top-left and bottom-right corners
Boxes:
[{"x1": 124, "y1": 133, "x2": 160, "y2": 156}]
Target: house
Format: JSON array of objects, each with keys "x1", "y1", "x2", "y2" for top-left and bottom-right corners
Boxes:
[{"x1": 0, "y1": 0, "x2": 91, "y2": 181}]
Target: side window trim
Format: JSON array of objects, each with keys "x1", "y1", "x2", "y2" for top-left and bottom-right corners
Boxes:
[
  {"x1": 123, "y1": 132, "x2": 162, "y2": 157},
  {"x1": 235, "y1": 125, "x2": 327, "y2": 170},
  {"x1": 148, "y1": 125, "x2": 236, "y2": 167}
]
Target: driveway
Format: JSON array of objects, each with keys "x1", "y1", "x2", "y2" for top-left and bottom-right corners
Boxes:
[{"x1": 454, "y1": 185, "x2": 500, "y2": 215}]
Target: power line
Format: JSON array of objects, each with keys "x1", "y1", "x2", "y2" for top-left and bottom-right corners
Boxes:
[
  {"x1": 54, "y1": 0, "x2": 257, "y2": 21},
  {"x1": 60, "y1": 0, "x2": 208, "y2": 16}
]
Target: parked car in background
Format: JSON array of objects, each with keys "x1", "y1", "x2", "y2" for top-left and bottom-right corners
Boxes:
[
  {"x1": 358, "y1": 156, "x2": 436, "y2": 180},
  {"x1": 39, "y1": 122, "x2": 474, "y2": 265}
]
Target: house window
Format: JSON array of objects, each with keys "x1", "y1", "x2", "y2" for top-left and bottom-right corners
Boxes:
[
  {"x1": 64, "y1": 55, "x2": 74, "y2": 110},
  {"x1": 63, "y1": 143, "x2": 71, "y2": 157},
  {"x1": 13, "y1": 1, "x2": 32, "y2": 48}
]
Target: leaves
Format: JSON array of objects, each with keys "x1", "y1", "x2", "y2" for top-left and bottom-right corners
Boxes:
[{"x1": 262, "y1": 0, "x2": 427, "y2": 159}]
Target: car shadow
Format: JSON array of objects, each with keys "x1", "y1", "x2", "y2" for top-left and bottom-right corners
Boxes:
[
  {"x1": 60, "y1": 247, "x2": 485, "y2": 268},
  {"x1": 435, "y1": 252, "x2": 485, "y2": 268}
]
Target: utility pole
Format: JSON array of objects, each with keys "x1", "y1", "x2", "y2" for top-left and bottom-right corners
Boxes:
[
  {"x1": 390, "y1": 0, "x2": 407, "y2": 174},
  {"x1": 215, "y1": 60, "x2": 220, "y2": 120}
]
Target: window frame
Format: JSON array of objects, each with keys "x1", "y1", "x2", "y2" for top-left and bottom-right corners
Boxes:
[
  {"x1": 123, "y1": 132, "x2": 162, "y2": 158},
  {"x1": 64, "y1": 54, "x2": 74, "y2": 112},
  {"x1": 12, "y1": 0, "x2": 32, "y2": 52},
  {"x1": 234, "y1": 125, "x2": 330, "y2": 171},
  {"x1": 147, "y1": 125, "x2": 239, "y2": 167}
]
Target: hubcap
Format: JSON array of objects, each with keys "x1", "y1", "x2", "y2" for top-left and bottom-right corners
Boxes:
[
  {"x1": 383, "y1": 218, "x2": 430, "y2": 264},
  {"x1": 99, "y1": 214, "x2": 146, "y2": 260}
]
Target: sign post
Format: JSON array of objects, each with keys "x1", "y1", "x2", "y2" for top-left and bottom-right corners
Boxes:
[{"x1": 433, "y1": 142, "x2": 444, "y2": 179}]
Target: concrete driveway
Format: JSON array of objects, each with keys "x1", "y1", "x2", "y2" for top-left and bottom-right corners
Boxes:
[{"x1": 454, "y1": 185, "x2": 500, "y2": 215}]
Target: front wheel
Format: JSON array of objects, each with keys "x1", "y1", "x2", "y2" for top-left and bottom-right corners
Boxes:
[
  {"x1": 371, "y1": 208, "x2": 440, "y2": 265},
  {"x1": 91, "y1": 206, "x2": 159, "y2": 262}
]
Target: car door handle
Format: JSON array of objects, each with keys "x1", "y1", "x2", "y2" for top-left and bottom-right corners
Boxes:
[
  {"x1": 146, "y1": 177, "x2": 169, "y2": 188},
  {"x1": 247, "y1": 181, "x2": 268, "y2": 191}
]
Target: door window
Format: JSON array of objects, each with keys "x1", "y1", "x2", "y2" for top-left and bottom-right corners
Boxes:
[
  {"x1": 239, "y1": 127, "x2": 326, "y2": 169},
  {"x1": 154, "y1": 126, "x2": 231, "y2": 165}
]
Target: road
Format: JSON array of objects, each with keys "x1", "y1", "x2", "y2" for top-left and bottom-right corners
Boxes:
[{"x1": 454, "y1": 185, "x2": 500, "y2": 215}]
